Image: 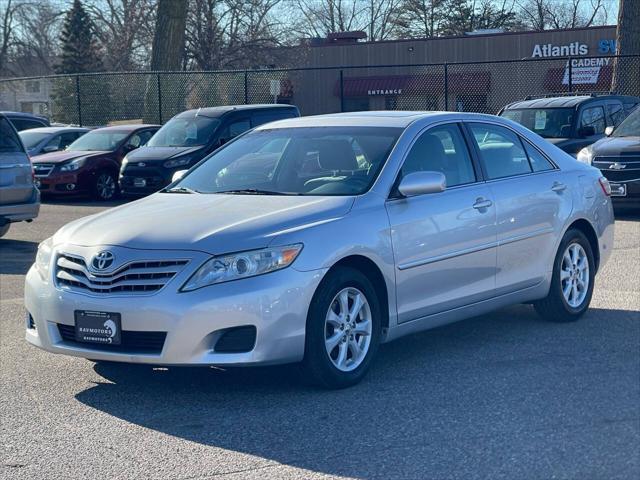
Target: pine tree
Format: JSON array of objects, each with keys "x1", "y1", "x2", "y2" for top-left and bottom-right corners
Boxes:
[{"x1": 56, "y1": 0, "x2": 103, "y2": 74}]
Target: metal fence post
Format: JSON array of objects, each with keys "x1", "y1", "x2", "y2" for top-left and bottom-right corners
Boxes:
[
  {"x1": 75, "y1": 75, "x2": 82, "y2": 126},
  {"x1": 568, "y1": 56, "x2": 573, "y2": 93},
  {"x1": 444, "y1": 63, "x2": 449, "y2": 111},
  {"x1": 156, "y1": 74, "x2": 163, "y2": 124},
  {"x1": 244, "y1": 71, "x2": 248, "y2": 104},
  {"x1": 339, "y1": 69, "x2": 345, "y2": 112}
]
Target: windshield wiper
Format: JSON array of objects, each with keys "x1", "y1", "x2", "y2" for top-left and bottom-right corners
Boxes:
[
  {"x1": 163, "y1": 186, "x2": 199, "y2": 194},
  {"x1": 216, "y1": 188, "x2": 297, "y2": 196}
]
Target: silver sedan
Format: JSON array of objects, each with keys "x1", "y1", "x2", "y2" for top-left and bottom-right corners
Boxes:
[{"x1": 25, "y1": 112, "x2": 615, "y2": 388}]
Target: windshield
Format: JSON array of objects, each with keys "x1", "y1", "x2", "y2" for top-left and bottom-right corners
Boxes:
[
  {"x1": 67, "y1": 130, "x2": 129, "y2": 151},
  {"x1": 173, "y1": 127, "x2": 402, "y2": 196},
  {"x1": 147, "y1": 116, "x2": 220, "y2": 147},
  {"x1": 612, "y1": 108, "x2": 639, "y2": 137},
  {"x1": 19, "y1": 131, "x2": 50, "y2": 149},
  {"x1": 501, "y1": 108, "x2": 575, "y2": 138}
]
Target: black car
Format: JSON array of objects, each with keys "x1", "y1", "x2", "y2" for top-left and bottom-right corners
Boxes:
[
  {"x1": 119, "y1": 104, "x2": 300, "y2": 196},
  {"x1": 577, "y1": 106, "x2": 640, "y2": 209},
  {"x1": 499, "y1": 95, "x2": 639, "y2": 156},
  {"x1": 1, "y1": 111, "x2": 50, "y2": 131}
]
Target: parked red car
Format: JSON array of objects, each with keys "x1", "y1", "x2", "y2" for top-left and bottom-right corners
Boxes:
[{"x1": 32, "y1": 124, "x2": 160, "y2": 201}]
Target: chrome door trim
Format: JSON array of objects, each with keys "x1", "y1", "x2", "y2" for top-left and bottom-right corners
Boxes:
[
  {"x1": 397, "y1": 240, "x2": 498, "y2": 271},
  {"x1": 497, "y1": 226, "x2": 555, "y2": 247}
]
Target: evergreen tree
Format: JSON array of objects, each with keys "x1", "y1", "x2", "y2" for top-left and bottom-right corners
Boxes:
[{"x1": 56, "y1": 0, "x2": 103, "y2": 74}]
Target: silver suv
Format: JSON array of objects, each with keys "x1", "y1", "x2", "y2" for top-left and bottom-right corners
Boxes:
[{"x1": 0, "y1": 113, "x2": 39, "y2": 237}]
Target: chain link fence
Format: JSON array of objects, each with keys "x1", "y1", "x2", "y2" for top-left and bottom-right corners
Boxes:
[{"x1": 1, "y1": 55, "x2": 638, "y2": 126}]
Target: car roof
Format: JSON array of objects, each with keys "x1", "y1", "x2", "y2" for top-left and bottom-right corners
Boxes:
[
  {"x1": 0, "y1": 110, "x2": 48, "y2": 120},
  {"x1": 175, "y1": 104, "x2": 298, "y2": 119},
  {"x1": 256, "y1": 110, "x2": 466, "y2": 129},
  {"x1": 17, "y1": 126, "x2": 89, "y2": 135},
  {"x1": 505, "y1": 95, "x2": 638, "y2": 110},
  {"x1": 90, "y1": 124, "x2": 161, "y2": 133}
]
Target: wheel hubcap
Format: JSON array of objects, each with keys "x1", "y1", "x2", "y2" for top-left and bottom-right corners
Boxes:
[
  {"x1": 324, "y1": 287, "x2": 372, "y2": 372},
  {"x1": 560, "y1": 242, "x2": 589, "y2": 308},
  {"x1": 97, "y1": 174, "x2": 115, "y2": 199}
]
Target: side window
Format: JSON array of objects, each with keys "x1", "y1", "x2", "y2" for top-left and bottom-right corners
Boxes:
[
  {"x1": 523, "y1": 141, "x2": 554, "y2": 172},
  {"x1": 401, "y1": 124, "x2": 476, "y2": 188},
  {"x1": 606, "y1": 102, "x2": 626, "y2": 127},
  {"x1": 136, "y1": 130, "x2": 155, "y2": 146},
  {"x1": 623, "y1": 102, "x2": 638, "y2": 115},
  {"x1": 60, "y1": 132, "x2": 80, "y2": 149},
  {"x1": 469, "y1": 123, "x2": 532, "y2": 180},
  {"x1": 0, "y1": 117, "x2": 24, "y2": 153},
  {"x1": 219, "y1": 119, "x2": 251, "y2": 144},
  {"x1": 45, "y1": 135, "x2": 62, "y2": 150},
  {"x1": 127, "y1": 133, "x2": 143, "y2": 148},
  {"x1": 11, "y1": 119, "x2": 45, "y2": 131},
  {"x1": 580, "y1": 106, "x2": 606, "y2": 134}
]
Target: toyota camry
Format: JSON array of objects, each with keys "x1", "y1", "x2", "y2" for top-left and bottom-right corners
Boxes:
[{"x1": 25, "y1": 112, "x2": 614, "y2": 388}]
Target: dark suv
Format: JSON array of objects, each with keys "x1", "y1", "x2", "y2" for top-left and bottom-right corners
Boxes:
[
  {"x1": 1, "y1": 111, "x2": 50, "y2": 131},
  {"x1": 119, "y1": 104, "x2": 300, "y2": 196},
  {"x1": 499, "y1": 95, "x2": 639, "y2": 156}
]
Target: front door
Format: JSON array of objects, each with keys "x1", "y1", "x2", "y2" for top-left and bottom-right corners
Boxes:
[{"x1": 385, "y1": 123, "x2": 497, "y2": 323}]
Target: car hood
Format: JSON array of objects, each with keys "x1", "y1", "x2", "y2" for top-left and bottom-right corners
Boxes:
[
  {"x1": 590, "y1": 136, "x2": 640, "y2": 155},
  {"x1": 126, "y1": 146, "x2": 203, "y2": 162},
  {"x1": 31, "y1": 150, "x2": 109, "y2": 164},
  {"x1": 53, "y1": 193, "x2": 355, "y2": 253}
]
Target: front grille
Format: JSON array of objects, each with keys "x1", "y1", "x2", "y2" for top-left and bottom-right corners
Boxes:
[
  {"x1": 214, "y1": 326, "x2": 257, "y2": 353},
  {"x1": 594, "y1": 156, "x2": 640, "y2": 183},
  {"x1": 55, "y1": 253, "x2": 188, "y2": 295},
  {"x1": 33, "y1": 163, "x2": 55, "y2": 177},
  {"x1": 57, "y1": 324, "x2": 166, "y2": 353}
]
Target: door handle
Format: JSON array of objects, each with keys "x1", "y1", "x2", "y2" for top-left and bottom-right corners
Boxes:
[
  {"x1": 473, "y1": 198, "x2": 493, "y2": 210},
  {"x1": 551, "y1": 182, "x2": 567, "y2": 193}
]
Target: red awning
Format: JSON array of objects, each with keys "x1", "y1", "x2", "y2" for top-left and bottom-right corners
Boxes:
[
  {"x1": 335, "y1": 72, "x2": 490, "y2": 97},
  {"x1": 543, "y1": 65, "x2": 613, "y2": 92}
]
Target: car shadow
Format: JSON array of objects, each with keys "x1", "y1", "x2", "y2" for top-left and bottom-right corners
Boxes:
[
  {"x1": 74, "y1": 305, "x2": 640, "y2": 478},
  {"x1": 614, "y1": 209, "x2": 640, "y2": 221},
  {"x1": 41, "y1": 196, "x2": 131, "y2": 208},
  {"x1": 0, "y1": 239, "x2": 38, "y2": 275}
]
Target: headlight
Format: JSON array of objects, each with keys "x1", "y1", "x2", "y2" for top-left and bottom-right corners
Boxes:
[
  {"x1": 163, "y1": 156, "x2": 192, "y2": 169},
  {"x1": 576, "y1": 147, "x2": 594, "y2": 165},
  {"x1": 35, "y1": 237, "x2": 53, "y2": 281},
  {"x1": 181, "y1": 244, "x2": 303, "y2": 292},
  {"x1": 59, "y1": 157, "x2": 86, "y2": 172}
]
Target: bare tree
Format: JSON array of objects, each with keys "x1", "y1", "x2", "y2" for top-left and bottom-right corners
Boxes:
[
  {"x1": 150, "y1": 0, "x2": 188, "y2": 70},
  {"x1": 88, "y1": 0, "x2": 157, "y2": 71},
  {"x1": 517, "y1": 0, "x2": 613, "y2": 30},
  {"x1": 395, "y1": 0, "x2": 447, "y2": 38},
  {"x1": 612, "y1": 0, "x2": 640, "y2": 94},
  {"x1": 0, "y1": 0, "x2": 16, "y2": 74},
  {"x1": 287, "y1": 0, "x2": 366, "y2": 38},
  {"x1": 12, "y1": 1, "x2": 63, "y2": 74},
  {"x1": 366, "y1": 0, "x2": 402, "y2": 40}
]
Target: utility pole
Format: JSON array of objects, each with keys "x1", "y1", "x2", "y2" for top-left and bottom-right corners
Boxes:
[{"x1": 612, "y1": 0, "x2": 640, "y2": 94}]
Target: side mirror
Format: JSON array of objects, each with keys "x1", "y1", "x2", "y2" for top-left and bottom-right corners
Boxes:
[
  {"x1": 398, "y1": 171, "x2": 446, "y2": 198},
  {"x1": 577, "y1": 126, "x2": 596, "y2": 138},
  {"x1": 43, "y1": 145, "x2": 58, "y2": 153},
  {"x1": 172, "y1": 170, "x2": 187, "y2": 182},
  {"x1": 605, "y1": 126, "x2": 614, "y2": 136}
]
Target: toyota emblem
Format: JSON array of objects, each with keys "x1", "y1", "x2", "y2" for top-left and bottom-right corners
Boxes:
[{"x1": 91, "y1": 251, "x2": 115, "y2": 271}]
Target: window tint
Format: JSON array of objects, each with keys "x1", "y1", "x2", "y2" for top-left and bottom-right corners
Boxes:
[
  {"x1": 580, "y1": 106, "x2": 606, "y2": 134},
  {"x1": 60, "y1": 132, "x2": 81, "y2": 148},
  {"x1": 11, "y1": 118, "x2": 46, "y2": 131},
  {"x1": 45, "y1": 135, "x2": 62, "y2": 150},
  {"x1": 402, "y1": 124, "x2": 476, "y2": 187},
  {"x1": 606, "y1": 102, "x2": 626, "y2": 127},
  {"x1": 470, "y1": 123, "x2": 532, "y2": 179},
  {"x1": 219, "y1": 120, "x2": 251, "y2": 144},
  {"x1": 0, "y1": 117, "x2": 23, "y2": 153},
  {"x1": 623, "y1": 103, "x2": 638, "y2": 115},
  {"x1": 129, "y1": 130, "x2": 155, "y2": 148},
  {"x1": 523, "y1": 142, "x2": 554, "y2": 172}
]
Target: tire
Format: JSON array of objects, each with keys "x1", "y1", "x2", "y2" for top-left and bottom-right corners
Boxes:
[
  {"x1": 534, "y1": 229, "x2": 595, "y2": 323},
  {"x1": 92, "y1": 170, "x2": 119, "y2": 201},
  {"x1": 0, "y1": 223, "x2": 10, "y2": 238},
  {"x1": 302, "y1": 266, "x2": 381, "y2": 389}
]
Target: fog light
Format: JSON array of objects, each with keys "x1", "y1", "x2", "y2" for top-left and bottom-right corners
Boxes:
[
  {"x1": 26, "y1": 312, "x2": 36, "y2": 331},
  {"x1": 66, "y1": 183, "x2": 76, "y2": 191}
]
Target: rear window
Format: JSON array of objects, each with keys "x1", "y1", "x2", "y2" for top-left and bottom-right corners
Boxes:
[
  {"x1": 0, "y1": 117, "x2": 24, "y2": 154},
  {"x1": 501, "y1": 108, "x2": 575, "y2": 139}
]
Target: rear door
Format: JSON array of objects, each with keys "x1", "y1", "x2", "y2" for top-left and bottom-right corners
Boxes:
[
  {"x1": 465, "y1": 121, "x2": 571, "y2": 295},
  {"x1": 0, "y1": 116, "x2": 34, "y2": 205}
]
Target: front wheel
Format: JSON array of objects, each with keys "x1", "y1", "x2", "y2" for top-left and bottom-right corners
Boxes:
[
  {"x1": 302, "y1": 267, "x2": 381, "y2": 389},
  {"x1": 534, "y1": 229, "x2": 595, "y2": 322},
  {"x1": 92, "y1": 170, "x2": 119, "y2": 201}
]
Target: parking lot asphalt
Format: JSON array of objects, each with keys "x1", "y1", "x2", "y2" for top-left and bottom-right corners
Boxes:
[{"x1": 1, "y1": 199, "x2": 639, "y2": 480}]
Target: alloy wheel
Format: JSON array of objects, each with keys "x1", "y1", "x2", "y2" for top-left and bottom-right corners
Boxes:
[
  {"x1": 560, "y1": 242, "x2": 589, "y2": 308},
  {"x1": 324, "y1": 287, "x2": 372, "y2": 372},
  {"x1": 96, "y1": 173, "x2": 116, "y2": 200}
]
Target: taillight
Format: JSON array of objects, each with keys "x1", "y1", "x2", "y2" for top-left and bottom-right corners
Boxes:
[{"x1": 598, "y1": 177, "x2": 611, "y2": 196}]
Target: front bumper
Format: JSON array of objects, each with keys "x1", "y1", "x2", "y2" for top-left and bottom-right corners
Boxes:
[
  {"x1": 36, "y1": 172, "x2": 87, "y2": 195},
  {"x1": 25, "y1": 255, "x2": 326, "y2": 366}
]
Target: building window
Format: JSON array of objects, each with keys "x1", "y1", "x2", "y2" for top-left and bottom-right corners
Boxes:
[
  {"x1": 25, "y1": 80, "x2": 41, "y2": 93},
  {"x1": 344, "y1": 97, "x2": 369, "y2": 112},
  {"x1": 385, "y1": 96, "x2": 398, "y2": 110}
]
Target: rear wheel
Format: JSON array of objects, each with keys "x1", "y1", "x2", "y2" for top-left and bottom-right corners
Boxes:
[
  {"x1": 92, "y1": 170, "x2": 119, "y2": 201},
  {"x1": 302, "y1": 267, "x2": 381, "y2": 389},
  {"x1": 534, "y1": 229, "x2": 595, "y2": 322},
  {"x1": 0, "y1": 223, "x2": 10, "y2": 238}
]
